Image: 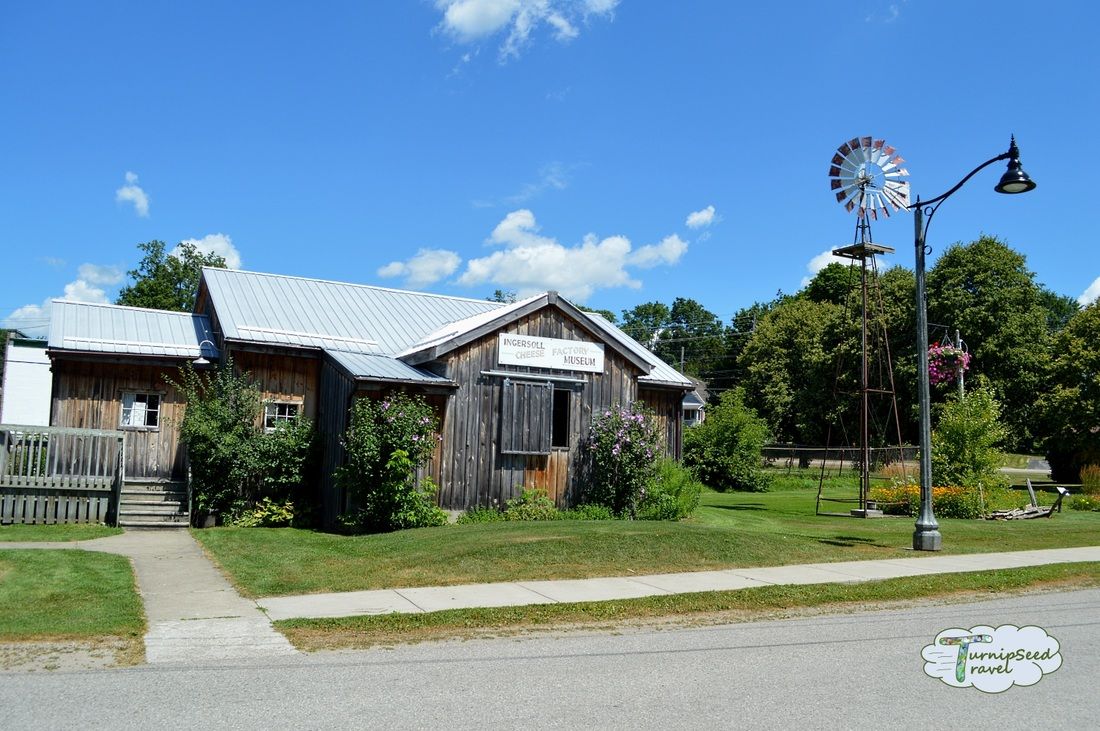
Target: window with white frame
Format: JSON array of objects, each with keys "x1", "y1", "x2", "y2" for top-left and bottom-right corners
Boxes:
[
  {"x1": 264, "y1": 402, "x2": 301, "y2": 431},
  {"x1": 121, "y1": 392, "x2": 161, "y2": 428}
]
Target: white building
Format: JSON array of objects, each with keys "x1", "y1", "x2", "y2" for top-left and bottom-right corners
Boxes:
[{"x1": 1, "y1": 337, "x2": 52, "y2": 426}]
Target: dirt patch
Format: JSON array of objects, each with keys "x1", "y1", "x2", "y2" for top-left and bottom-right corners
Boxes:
[{"x1": 0, "y1": 637, "x2": 144, "y2": 673}]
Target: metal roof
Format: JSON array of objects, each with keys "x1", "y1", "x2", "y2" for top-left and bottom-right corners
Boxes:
[
  {"x1": 201, "y1": 268, "x2": 503, "y2": 355},
  {"x1": 397, "y1": 292, "x2": 545, "y2": 357},
  {"x1": 326, "y1": 350, "x2": 454, "y2": 385},
  {"x1": 48, "y1": 300, "x2": 219, "y2": 359},
  {"x1": 583, "y1": 313, "x2": 694, "y2": 388}
]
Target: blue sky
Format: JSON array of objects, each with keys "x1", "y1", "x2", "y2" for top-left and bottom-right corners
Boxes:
[{"x1": 3, "y1": 1, "x2": 1098, "y2": 336}]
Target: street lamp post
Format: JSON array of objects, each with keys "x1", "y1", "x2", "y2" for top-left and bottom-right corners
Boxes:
[{"x1": 909, "y1": 136, "x2": 1036, "y2": 552}]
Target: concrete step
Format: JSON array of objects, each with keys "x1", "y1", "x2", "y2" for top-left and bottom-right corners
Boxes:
[
  {"x1": 118, "y1": 509, "x2": 189, "y2": 522},
  {"x1": 122, "y1": 481, "x2": 187, "y2": 493},
  {"x1": 119, "y1": 520, "x2": 191, "y2": 529},
  {"x1": 120, "y1": 492, "x2": 187, "y2": 504},
  {"x1": 120, "y1": 502, "x2": 185, "y2": 514}
]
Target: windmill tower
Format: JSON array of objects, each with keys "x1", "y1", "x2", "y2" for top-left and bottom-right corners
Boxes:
[{"x1": 816, "y1": 137, "x2": 912, "y2": 516}]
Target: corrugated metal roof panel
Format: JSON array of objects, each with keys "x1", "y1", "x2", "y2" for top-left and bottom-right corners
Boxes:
[
  {"x1": 326, "y1": 350, "x2": 454, "y2": 384},
  {"x1": 397, "y1": 292, "x2": 545, "y2": 356},
  {"x1": 48, "y1": 300, "x2": 219, "y2": 359},
  {"x1": 202, "y1": 268, "x2": 503, "y2": 355}
]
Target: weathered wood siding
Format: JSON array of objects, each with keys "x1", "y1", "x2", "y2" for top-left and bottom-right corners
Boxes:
[
  {"x1": 231, "y1": 350, "x2": 321, "y2": 420},
  {"x1": 318, "y1": 359, "x2": 356, "y2": 526},
  {"x1": 436, "y1": 308, "x2": 642, "y2": 510},
  {"x1": 638, "y1": 387, "x2": 684, "y2": 460},
  {"x1": 50, "y1": 360, "x2": 186, "y2": 480}
]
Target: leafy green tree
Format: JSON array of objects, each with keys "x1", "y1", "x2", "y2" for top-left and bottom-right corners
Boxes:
[
  {"x1": 1037, "y1": 287, "x2": 1080, "y2": 332},
  {"x1": 737, "y1": 297, "x2": 851, "y2": 444},
  {"x1": 931, "y1": 382, "x2": 1008, "y2": 490},
  {"x1": 683, "y1": 389, "x2": 772, "y2": 491},
  {"x1": 116, "y1": 240, "x2": 227, "y2": 311},
  {"x1": 1039, "y1": 302, "x2": 1100, "y2": 481},
  {"x1": 801, "y1": 262, "x2": 859, "y2": 306},
  {"x1": 927, "y1": 236, "x2": 1052, "y2": 451},
  {"x1": 620, "y1": 301, "x2": 670, "y2": 349},
  {"x1": 487, "y1": 289, "x2": 517, "y2": 304},
  {"x1": 170, "y1": 359, "x2": 315, "y2": 522}
]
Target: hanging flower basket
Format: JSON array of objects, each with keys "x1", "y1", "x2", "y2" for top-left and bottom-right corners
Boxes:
[{"x1": 928, "y1": 343, "x2": 970, "y2": 385}]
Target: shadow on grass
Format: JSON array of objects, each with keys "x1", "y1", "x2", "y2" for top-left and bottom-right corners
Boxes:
[
  {"x1": 708, "y1": 503, "x2": 767, "y2": 512},
  {"x1": 817, "y1": 535, "x2": 888, "y2": 548}
]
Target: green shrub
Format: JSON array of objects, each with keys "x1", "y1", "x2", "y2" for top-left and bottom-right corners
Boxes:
[
  {"x1": 930, "y1": 383, "x2": 1009, "y2": 491},
  {"x1": 1070, "y1": 495, "x2": 1100, "y2": 511},
  {"x1": 581, "y1": 404, "x2": 662, "y2": 516},
  {"x1": 456, "y1": 505, "x2": 505, "y2": 524},
  {"x1": 172, "y1": 360, "x2": 316, "y2": 522},
  {"x1": 683, "y1": 390, "x2": 772, "y2": 492},
  {"x1": 636, "y1": 459, "x2": 702, "y2": 520},
  {"x1": 559, "y1": 504, "x2": 616, "y2": 521},
  {"x1": 228, "y1": 497, "x2": 296, "y2": 527},
  {"x1": 503, "y1": 487, "x2": 559, "y2": 522},
  {"x1": 337, "y1": 393, "x2": 447, "y2": 533}
]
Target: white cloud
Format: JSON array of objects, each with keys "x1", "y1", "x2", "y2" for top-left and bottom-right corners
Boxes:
[
  {"x1": 1079, "y1": 276, "x2": 1100, "y2": 306},
  {"x1": 801, "y1": 248, "x2": 851, "y2": 287},
  {"x1": 629, "y1": 234, "x2": 689, "y2": 269},
  {"x1": 378, "y1": 249, "x2": 463, "y2": 288},
  {"x1": 435, "y1": 0, "x2": 618, "y2": 60},
  {"x1": 2, "y1": 263, "x2": 121, "y2": 336},
  {"x1": 685, "y1": 205, "x2": 717, "y2": 229},
  {"x1": 173, "y1": 233, "x2": 243, "y2": 270},
  {"x1": 475, "y1": 162, "x2": 574, "y2": 207},
  {"x1": 115, "y1": 171, "x2": 150, "y2": 217},
  {"x1": 456, "y1": 209, "x2": 686, "y2": 302}
]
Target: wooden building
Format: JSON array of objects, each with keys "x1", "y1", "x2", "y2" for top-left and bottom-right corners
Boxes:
[{"x1": 47, "y1": 268, "x2": 693, "y2": 526}]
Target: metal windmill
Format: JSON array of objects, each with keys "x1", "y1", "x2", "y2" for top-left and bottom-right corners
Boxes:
[{"x1": 816, "y1": 137, "x2": 912, "y2": 516}]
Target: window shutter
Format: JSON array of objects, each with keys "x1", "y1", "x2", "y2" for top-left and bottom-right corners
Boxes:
[{"x1": 500, "y1": 379, "x2": 553, "y2": 455}]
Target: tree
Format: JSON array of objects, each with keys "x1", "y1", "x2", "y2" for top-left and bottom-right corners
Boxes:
[
  {"x1": 1039, "y1": 302, "x2": 1100, "y2": 481},
  {"x1": 620, "y1": 301, "x2": 670, "y2": 349},
  {"x1": 931, "y1": 382, "x2": 1008, "y2": 490},
  {"x1": 487, "y1": 289, "x2": 518, "y2": 304},
  {"x1": 737, "y1": 297, "x2": 851, "y2": 444},
  {"x1": 927, "y1": 236, "x2": 1052, "y2": 451},
  {"x1": 683, "y1": 389, "x2": 772, "y2": 492},
  {"x1": 116, "y1": 240, "x2": 227, "y2": 312},
  {"x1": 801, "y1": 262, "x2": 858, "y2": 306}
]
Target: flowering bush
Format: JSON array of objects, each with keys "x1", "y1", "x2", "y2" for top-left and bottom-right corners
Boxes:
[
  {"x1": 581, "y1": 404, "x2": 661, "y2": 516},
  {"x1": 869, "y1": 483, "x2": 984, "y2": 519},
  {"x1": 928, "y1": 343, "x2": 970, "y2": 386},
  {"x1": 337, "y1": 392, "x2": 447, "y2": 533}
]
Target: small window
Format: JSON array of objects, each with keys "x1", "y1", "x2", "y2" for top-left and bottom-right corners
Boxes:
[
  {"x1": 264, "y1": 402, "x2": 300, "y2": 431},
  {"x1": 551, "y1": 388, "x2": 570, "y2": 448},
  {"x1": 121, "y1": 392, "x2": 160, "y2": 428}
]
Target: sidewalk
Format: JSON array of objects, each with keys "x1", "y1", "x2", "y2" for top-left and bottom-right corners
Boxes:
[
  {"x1": 4, "y1": 532, "x2": 1098, "y2": 662},
  {"x1": 257, "y1": 545, "x2": 1100, "y2": 620}
]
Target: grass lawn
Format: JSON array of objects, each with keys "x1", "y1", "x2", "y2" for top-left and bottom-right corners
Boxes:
[
  {"x1": 277, "y1": 561, "x2": 1100, "y2": 651},
  {"x1": 0, "y1": 550, "x2": 144, "y2": 642},
  {"x1": 0, "y1": 524, "x2": 123, "y2": 542},
  {"x1": 194, "y1": 483, "x2": 1100, "y2": 598}
]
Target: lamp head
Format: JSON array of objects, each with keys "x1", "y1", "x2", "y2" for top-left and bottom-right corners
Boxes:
[
  {"x1": 994, "y1": 135, "x2": 1036, "y2": 194},
  {"x1": 193, "y1": 338, "x2": 216, "y2": 366}
]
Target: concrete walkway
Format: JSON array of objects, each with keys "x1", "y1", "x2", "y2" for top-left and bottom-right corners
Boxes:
[
  {"x1": 2, "y1": 531, "x2": 296, "y2": 664},
  {"x1": 257, "y1": 545, "x2": 1100, "y2": 620},
  {"x1": 4, "y1": 531, "x2": 1099, "y2": 662}
]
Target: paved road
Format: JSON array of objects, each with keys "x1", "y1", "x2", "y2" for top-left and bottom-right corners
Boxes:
[{"x1": 4, "y1": 588, "x2": 1097, "y2": 729}]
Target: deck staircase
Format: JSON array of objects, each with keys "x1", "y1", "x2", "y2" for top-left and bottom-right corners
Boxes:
[{"x1": 117, "y1": 479, "x2": 190, "y2": 528}]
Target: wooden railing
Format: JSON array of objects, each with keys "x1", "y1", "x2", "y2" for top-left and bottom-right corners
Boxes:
[{"x1": 0, "y1": 425, "x2": 125, "y2": 525}]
